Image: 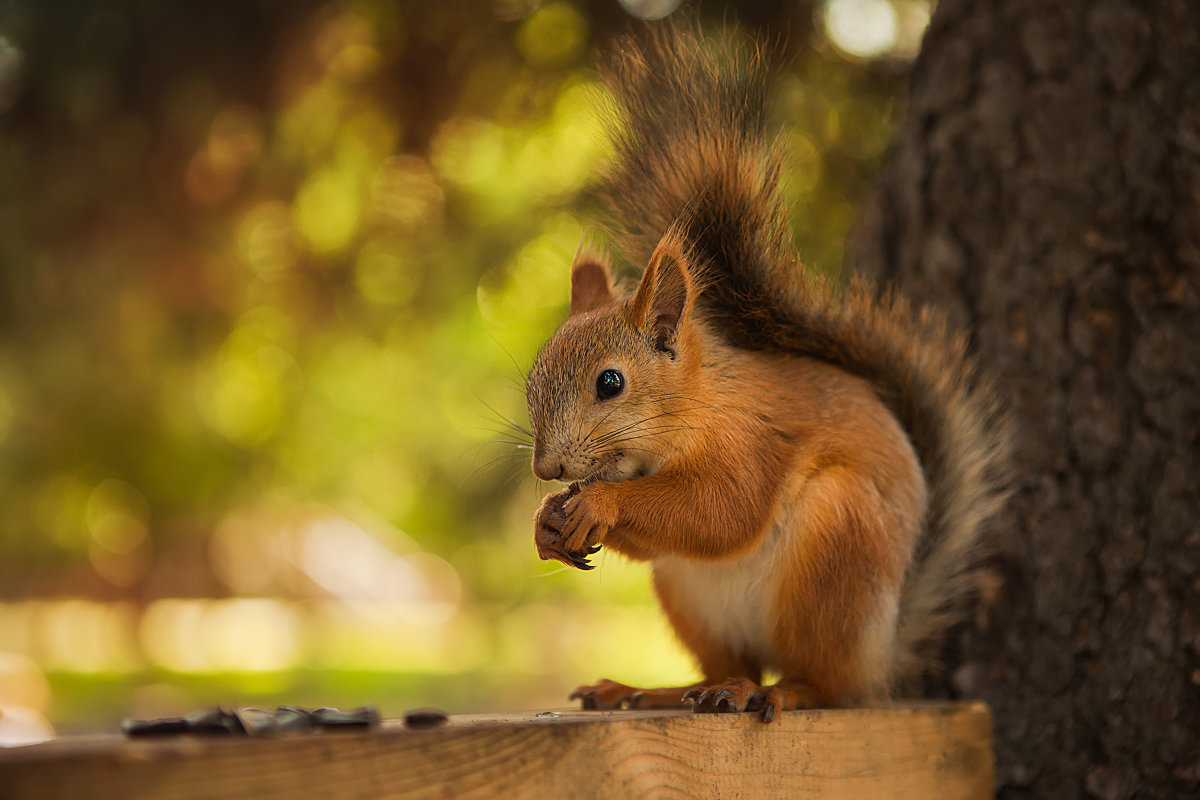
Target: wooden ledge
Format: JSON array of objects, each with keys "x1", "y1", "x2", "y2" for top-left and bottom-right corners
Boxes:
[{"x1": 0, "y1": 702, "x2": 993, "y2": 799}]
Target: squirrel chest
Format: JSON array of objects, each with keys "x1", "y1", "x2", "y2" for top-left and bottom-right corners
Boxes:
[{"x1": 652, "y1": 516, "x2": 791, "y2": 669}]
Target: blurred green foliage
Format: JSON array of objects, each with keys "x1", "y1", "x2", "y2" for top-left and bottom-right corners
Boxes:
[{"x1": 0, "y1": 0, "x2": 908, "y2": 733}]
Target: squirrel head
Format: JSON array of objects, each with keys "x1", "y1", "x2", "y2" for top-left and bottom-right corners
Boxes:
[{"x1": 526, "y1": 232, "x2": 703, "y2": 484}]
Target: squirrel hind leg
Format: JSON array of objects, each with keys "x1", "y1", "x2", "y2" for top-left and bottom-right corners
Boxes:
[{"x1": 569, "y1": 679, "x2": 701, "y2": 710}]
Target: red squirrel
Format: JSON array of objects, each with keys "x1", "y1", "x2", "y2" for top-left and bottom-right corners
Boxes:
[{"x1": 525, "y1": 22, "x2": 1010, "y2": 721}]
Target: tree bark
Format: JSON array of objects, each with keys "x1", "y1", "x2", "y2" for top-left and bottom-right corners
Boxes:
[{"x1": 846, "y1": 0, "x2": 1200, "y2": 797}]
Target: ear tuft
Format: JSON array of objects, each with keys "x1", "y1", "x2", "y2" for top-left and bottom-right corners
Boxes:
[{"x1": 569, "y1": 257, "x2": 615, "y2": 316}]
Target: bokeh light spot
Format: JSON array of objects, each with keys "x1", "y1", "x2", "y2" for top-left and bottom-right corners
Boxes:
[
  {"x1": 293, "y1": 169, "x2": 362, "y2": 255},
  {"x1": 371, "y1": 156, "x2": 444, "y2": 228},
  {"x1": 337, "y1": 110, "x2": 400, "y2": 170},
  {"x1": 616, "y1": 0, "x2": 685, "y2": 21},
  {"x1": 195, "y1": 332, "x2": 301, "y2": 448},
  {"x1": 0, "y1": 35, "x2": 23, "y2": 113},
  {"x1": 85, "y1": 480, "x2": 152, "y2": 588},
  {"x1": 316, "y1": 11, "x2": 381, "y2": 81},
  {"x1": 516, "y1": 3, "x2": 587, "y2": 68},
  {"x1": 237, "y1": 201, "x2": 298, "y2": 281},
  {"x1": 892, "y1": 0, "x2": 932, "y2": 60},
  {"x1": 85, "y1": 479, "x2": 149, "y2": 555},
  {"x1": 0, "y1": 652, "x2": 52, "y2": 713},
  {"x1": 280, "y1": 84, "x2": 344, "y2": 161},
  {"x1": 781, "y1": 131, "x2": 823, "y2": 195},
  {"x1": 40, "y1": 601, "x2": 139, "y2": 673},
  {"x1": 206, "y1": 599, "x2": 303, "y2": 672},
  {"x1": 823, "y1": 0, "x2": 899, "y2": 59},
  {"x1": 207, "y1": 105, "x2": 264, "y2": 172},
  {"x1": 140, "y1": 598, "x2": 302, "y2": 673},
  {"x1": 476, "y1": 213, "x2": 579, "y2": 330},
  {"x1": 36, "y1": 476, "x2": 92, "y2": 551},
  {"x1": 431, "y1": 117, "x2": 504, "y2": 187},
  {"x1": 355, "y1": 238, "x2": 420, "y2": 307},
  {"x1": 184, "y1": 149, "x2": 241, "y2": 207}
]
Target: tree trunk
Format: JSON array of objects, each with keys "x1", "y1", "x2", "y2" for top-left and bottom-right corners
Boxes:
[{"x1": 846, "y1": 0, "x2": 1200, "y2": 797}]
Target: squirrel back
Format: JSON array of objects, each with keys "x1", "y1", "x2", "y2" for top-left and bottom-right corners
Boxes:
[{"x1": 591, "y1": 21, "x2": 1011, "y2": 690}]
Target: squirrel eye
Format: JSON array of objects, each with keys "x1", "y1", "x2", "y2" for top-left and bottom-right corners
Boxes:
[{"x1": 595, "y1": 368, "x2": 624, "y2": 400}]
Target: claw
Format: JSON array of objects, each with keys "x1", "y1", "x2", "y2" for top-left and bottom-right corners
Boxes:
[
  {"x1": 568, "y1": 679, "x2": 643, "y2": 711},
  {"x1": 715, "y1": 690, "x2": 736, "y2": 712},
  {"x1": 568, "y1": 688, "x2": 598, "y2": 709},
  {"x1": 681, "y1": 689, "x2": 701, "y2": 705},
  {"x1": 687, "y1": 689, "x2": 720, "y2": 713}
]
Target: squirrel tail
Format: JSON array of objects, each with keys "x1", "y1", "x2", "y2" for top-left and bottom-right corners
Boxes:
[
  {"x1": 594, "y1": 21, "x2": 1012, "y2": 692},
  {"x1": 593, "y1": 20, "x2": 795, "y2": 291}
]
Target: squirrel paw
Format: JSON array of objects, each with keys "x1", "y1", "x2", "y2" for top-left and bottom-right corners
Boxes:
[
  {"x1": 534, "y1": 489, "x2": 600, "y2": 570},
  {"x1": 683, "y1": 678, "x2": 789, "y2": 723},
  {"x1": 571, "y1": 680, "x2": 706, "y2": 710},
  {"x1": 569, "y1": 679, "x2": 642, "y2": 710},
  {"x1": 570, "y1": 679, "x2": 684, "y2": 710},
  {"x1": 562, "y1": 487, "x2": 617, "y2": 554}
]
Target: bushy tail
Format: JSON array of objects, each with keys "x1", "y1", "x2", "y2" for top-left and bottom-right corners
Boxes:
[
  {"x1": 594, "y1": 21, "x2": 795, "y2": 293},
  {"x1": 770, "y1": 276, "x2": 1013, "y2": 689},
  {"x1": 593, "y1": 20, "x2": 1012, "y2": 690}
]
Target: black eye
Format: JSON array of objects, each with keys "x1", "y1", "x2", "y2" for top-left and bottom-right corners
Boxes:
[{"x1": 596, "y1": 369, "x2": 624, "y2": 400}]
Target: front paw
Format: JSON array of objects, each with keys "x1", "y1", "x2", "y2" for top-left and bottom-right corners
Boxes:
[
  {"x1": 534, "y1": 488, "x2": 600, "y2": 570},
  {"x1": 562, "y1": 486, "x2": 618, "y2": 554}
]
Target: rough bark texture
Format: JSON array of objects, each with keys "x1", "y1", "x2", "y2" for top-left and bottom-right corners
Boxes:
[{"x1": 846, "y1": 0, "x2": 1200, "y2": 797}]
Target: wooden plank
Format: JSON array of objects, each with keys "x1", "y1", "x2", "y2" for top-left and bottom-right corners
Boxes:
[{"x1": 0, "y1": 703, "x2": 993, "y2": 799}]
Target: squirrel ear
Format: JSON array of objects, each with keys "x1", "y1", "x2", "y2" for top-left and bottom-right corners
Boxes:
[
  {"x1": 630, "y1": 234, "x2": 694, "y2": 355},
  {"x1": 569, "y1": 257, "x2": 615, "y2": 316}
]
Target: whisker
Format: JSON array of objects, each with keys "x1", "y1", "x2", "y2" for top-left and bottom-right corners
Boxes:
[
  {"x1": 485, "y1": 330, "x2": 531, "y2": 387},
  {"x1": 600, "y1": 445, "x2": 667, "y2": 456},
  {"x1": 597, "y1": 429, "x2": 697, "y2": 448},
  {"x1": 584, "y1": 405, "x2": 621, "y2": 443},
  {"x1": 485, "y1": 441, "x2": 533, "y2": 450},
  {"x1": 590, "y1": 409, "x2": 685, "y2": 441},
  {"x1": 473, "y1": 392, "x2": 534, "y2": 439},
  {"x1": 637, "y1": 392, "x2": 717, "y2": 410},
  {"x1": 530, "y1": 564, "x2": 575, "y2": 577},
  {"x1": 604, "y1": 424, "x2": 700, "y2": 440},
  {"x1": 597, "y1": 427, "x2": 699, "y2": 449},
  {"x1": 464, "y1": 453, "x2": 531, "y2": 483},
  {"x1": 591, "y1": 411, "x2": 700, "y2": 445}
]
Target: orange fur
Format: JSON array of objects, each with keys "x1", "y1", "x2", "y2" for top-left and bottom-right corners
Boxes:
[
  {"x1": 525, "y1": 22, "x2": 1009, "y2": 722},
  {"x1": 529, "y1": 230, "x2": 927, "y2": 716}
]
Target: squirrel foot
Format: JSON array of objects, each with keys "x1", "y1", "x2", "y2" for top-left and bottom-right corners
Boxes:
[
  {"x1": 569, "y1": 678, "x2": 636, "y2": 710},
  {"x1": 683, "y1": 678, "x2": 814, "y2": 723},
  {"x1": 569, "y1": 679, "x2": 699, "y2": 710}
]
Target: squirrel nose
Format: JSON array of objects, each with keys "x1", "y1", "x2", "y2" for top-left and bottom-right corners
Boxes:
[{"x1": 532, "y1": 451, "x2": 564, "y2": 482}]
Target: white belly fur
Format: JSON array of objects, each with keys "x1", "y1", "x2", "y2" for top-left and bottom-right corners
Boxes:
[{"x1": 652, "y1": 521, "x2": 788, "y2": 671}]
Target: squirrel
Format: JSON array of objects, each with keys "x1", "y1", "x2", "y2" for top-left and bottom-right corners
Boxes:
[{"x1": 525, "y1": 21, "x2": 1010, "y2": 722}]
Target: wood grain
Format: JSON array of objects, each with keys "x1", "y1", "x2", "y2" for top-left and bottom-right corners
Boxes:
[{"x1": 0, "y1": 703, "x2": 992, "y2": 799}]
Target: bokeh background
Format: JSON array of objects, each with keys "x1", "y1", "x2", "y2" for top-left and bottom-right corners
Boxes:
[{"x1": 0, "y1": 0, "x2": 930, "y2": 738}]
